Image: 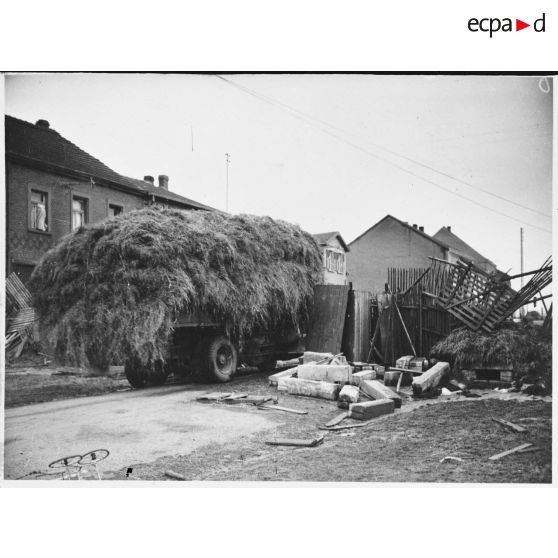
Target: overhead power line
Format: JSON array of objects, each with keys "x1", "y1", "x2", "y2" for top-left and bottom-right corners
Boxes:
[{"x1": 216, "y1": 75, "x2": 552, "y2": 234}]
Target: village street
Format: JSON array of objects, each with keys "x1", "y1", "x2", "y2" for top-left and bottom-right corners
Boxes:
[
  {"x1": 4, "y1": 371, "x2": 552, "y2": 482},
  {"x1": 4, "y1": 380, "x2": 282, "y2": 480}
]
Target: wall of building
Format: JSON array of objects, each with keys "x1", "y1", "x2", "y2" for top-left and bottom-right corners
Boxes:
[
  {"x1": 319, "y1": 237, "x2": 347, "y2": 285},
  {"x1": 346, "y1": 218, "x2": 447, "y2": 294},
  {"x1": 6, "y1": 161, "x2": 147, "y2": 280}
]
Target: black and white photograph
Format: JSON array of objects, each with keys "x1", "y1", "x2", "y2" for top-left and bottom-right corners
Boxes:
[{"x1": 1, "y1": 72, "x2": 553, "y2": 484}]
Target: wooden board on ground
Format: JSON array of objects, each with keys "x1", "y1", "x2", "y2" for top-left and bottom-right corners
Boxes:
[
  {"x1": 492, "y1": 417, "x2": 527, "y2": 433},
  {"x1": 488, "y1": 443, "x2": 532, "y2": 461},
  {"x1": 266, "y1": 434, "x2": 324, "y2": 447},
  {"x1": 258, "y1": 405, "x2": 308, "y2": 415},
  {"x1": 305, "y1": 284, "x2": 350, "y2": 354},
  {"x1": 197, "y1": 392, "x2": 232, "y2": 401},
  {"x1": 325, "y1": 411, "x2": 349, "y2": 427}
]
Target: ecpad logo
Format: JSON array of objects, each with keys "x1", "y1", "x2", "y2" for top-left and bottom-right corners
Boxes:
[{"x1": 468, "y1": 13, "x2": 546, "y2": 37}]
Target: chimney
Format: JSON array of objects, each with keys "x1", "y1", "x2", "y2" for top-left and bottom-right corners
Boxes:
[
  {"x1": 447, "y1": 226, "x2": 452, "y2": 232},
  {"x1": 419, "y1": 226, "x2": 424, "y2": 232},
  {"x1": 413, "y1": 224, "x2": 418, "y2": 229},
  {"x1": 144, "y1": 175, "x2": 154, "y2": 184},
  {"x1": 158, "y1": 174, "x2": 169, "y2": 190},
  {"x1": 35, "y1": 119, "x2": 50, "y2": 129}
]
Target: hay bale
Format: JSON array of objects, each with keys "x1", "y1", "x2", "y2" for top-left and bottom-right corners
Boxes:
[
  {"x1": 30, "y1": 207, "x2": 322, "y2": 370},
  {"x1": 430, "y1": 325, "x2": 552, "y2": 386}
]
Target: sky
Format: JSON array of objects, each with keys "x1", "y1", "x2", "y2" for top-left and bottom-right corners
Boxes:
[{"x1": 4, "y1": 73, "x2": 553, "y2": 294}]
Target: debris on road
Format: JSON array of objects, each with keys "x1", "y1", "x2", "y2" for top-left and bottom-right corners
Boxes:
[
  {"x1": 258, "y1": 405, "x2": 308, "y2": 415},
  {"x1": 491, "y1": 417, "x2": 527, "y2": 433},
  {"x1": 488, "y1": 443, "x2": 533, "y2": 461},
  {"x1": 266, "y1": 434, "x2": 324, "y2": 447},
  {"x1": 349, "y1": 399, "x2": 395, "y2": 420},
  {"x1": 360, "y1": 379, "x2": 402, "y2": 408},
  {"x1": 412, "y1": 361, "x2": 450, "y2": 395},
  {"x1": 440, "y1": 456, "x2": 464, "y2": 463},
  {"x1": 338, "y1": 384, "x2": 360, "y2": 404},
  {"x1": 277, "y1": 377, "x2": 341, "y2": 400},
  {"x1": 164, "y1": 469, "x2": 186, "y2": 480},
  {"x1": 325, "y1": 411, "x2": 349, "y2": 427}
]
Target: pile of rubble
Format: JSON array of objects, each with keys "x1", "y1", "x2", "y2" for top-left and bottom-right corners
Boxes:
[{"x1": 268, "y1": 352, "x2": 451, "y2": 423}]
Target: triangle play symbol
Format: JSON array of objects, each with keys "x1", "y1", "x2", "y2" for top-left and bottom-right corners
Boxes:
[{"x1": 516, "y1": 19, "x2": 530, "y2": 31}]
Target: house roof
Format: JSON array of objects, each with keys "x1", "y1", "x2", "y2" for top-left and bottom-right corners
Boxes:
[
  {"x1": 433, "y1": 226, "x2": 497, "y2": 269},
  {"x1": 5, "y1": 115, "x2": 214, "y2": 211},
  {"x1": 312, "y1": 231, "x2": 350, "y2": 252},
  {"x1": 348, "y1": 214, "x2": 449, "y2": 250}
]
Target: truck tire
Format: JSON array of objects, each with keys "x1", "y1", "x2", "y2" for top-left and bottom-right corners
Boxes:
[
  {"x1": 203, "y1": 336, "x2": 238, "y2": 383},
  {"x1": 124, "y1": 358, "x2": 149, "y2": 388},
  {"x1": 148, "y1": 361, "x2": 169, "y2": 386}
]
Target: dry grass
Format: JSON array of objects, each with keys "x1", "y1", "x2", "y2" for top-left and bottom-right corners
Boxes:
[
  {"x1": 30, "y1": 207, "x2": 322, "y2": 371},
  {"x1": 430, "y1": 324, "x2": 552, "y2": 385}
]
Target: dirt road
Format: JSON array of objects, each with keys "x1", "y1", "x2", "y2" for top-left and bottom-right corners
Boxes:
[{"x1": 3, "y1": 383, "x2": 281, "y2": 480}]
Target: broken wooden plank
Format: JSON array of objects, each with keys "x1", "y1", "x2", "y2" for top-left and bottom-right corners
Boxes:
[
  {"x1": 517, "y1": 446, "x2": 542, "y2": 454},
  {"x1": 297, "y1": 364, "x2": 352, "y2": 383},
  {"x1": 488, "y1": 443, "x2": 533, "y2": 461},
  {"x1": 164, "y1": 470, "x2": 186, "y2": 480},
  {"x1": 319, "y1": 421, "x2": 372, "y2": 431},
  {"x1": 325, "y1": 411, "x2": 349, "y2": 427},
  {"x1": 196, "y1": 392, "x2": 232, "y2": 401},
  {"x1": 258, "y1": 405, "x2": 308, "y2": 415},
  {"x1": 491, "y1": 417, "x2": 527, "y2": 433},
  {"x1": 276, "y1": 377, "x2": 341, "y2": 400},
  {"x1": 265, "y1": 434, "x2": 324, "y2": 447},
  {"x1": 360, "y1": 379, "x2": 402, "y2": 408},
  {"x1": 268, "y1": 366, "x2": 298, "y2": 386},
  {"x1": 224, "y1": 393, "x2": 248, "y2": 400},
  {"x1": 412, "y1": 361, "x2": 450, "y2": 395},
  {"x1": 349, "y1": 399, "x2": 395, "y2": 420},
  {"x1": 224, "y1": 395, "x2": 273, "y2": 405},
  {"x1": 338, "y1": 384, "x2": 360, "y2": 404}
]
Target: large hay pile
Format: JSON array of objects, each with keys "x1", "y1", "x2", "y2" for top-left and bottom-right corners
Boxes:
[
  {"x1": 30, "y1": 207, "x2": 322, "y2": 370},
  {"x1": 430, "y1": 325, "x2": 552, "y2": 384}
]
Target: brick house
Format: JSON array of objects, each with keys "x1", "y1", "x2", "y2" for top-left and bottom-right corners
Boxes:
[
  {"x1": 5, "y1": 115, "x2": 213, "y2": 284},
  {"x1": 312, "y1": 231, "x2": 349, "y2": 285}
]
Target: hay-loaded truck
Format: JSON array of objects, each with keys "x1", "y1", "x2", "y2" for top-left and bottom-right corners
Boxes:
[
  {"x1": 125, "y1": 311, "x2": 301, "y2": 388},
  {"x1": 31, "y1": 207, "x2": 321, "y2": 389}
]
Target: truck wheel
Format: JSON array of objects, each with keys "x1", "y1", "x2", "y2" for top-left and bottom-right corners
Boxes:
[
  {"x1": 148, "y1": 361, "x2": 169, "y2": 386},
  {"x1": 203, "y1": 336, "x2": 238, "y2": 383},
  {"x1": 124, "y1": 358, "x2": 149, "y2": 388}
]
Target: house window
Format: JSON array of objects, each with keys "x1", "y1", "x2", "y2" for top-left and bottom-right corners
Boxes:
[
  {"x1": 108, "y1": 204, "x2": 123, "y2": 217},
  {"x1": 325, "y1": 249, "x2": 345, "y2": 274},
  {"x1": 29, "y1": 189, "x2": 48, "y2": 231},
  {"x1": 72, "y1": 197, "x2": 88, "y2": 230}
]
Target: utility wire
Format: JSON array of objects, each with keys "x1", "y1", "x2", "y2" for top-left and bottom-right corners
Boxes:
[{"x1": 217, "y1": 75, "x2": 552, "y2": 231}]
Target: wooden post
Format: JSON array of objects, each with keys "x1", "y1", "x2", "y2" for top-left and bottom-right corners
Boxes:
[{"x1": 418, "y1": 286, "x2": 423, "y2": 355}]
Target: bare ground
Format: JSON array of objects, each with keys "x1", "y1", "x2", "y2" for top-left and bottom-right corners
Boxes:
[{"x1": 4, "y1": 368, "x2": 551, "y2": 483}]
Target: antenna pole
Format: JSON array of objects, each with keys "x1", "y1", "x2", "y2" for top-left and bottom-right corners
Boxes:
[{"x1": 225, "y1": 152, "x2": 230, "y2": 212}]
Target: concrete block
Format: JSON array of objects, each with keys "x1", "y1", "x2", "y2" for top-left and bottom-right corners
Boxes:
[
  {"x1": 360, "y1": 379, "x2": 402, "y2": 408},
  {"x1": 412, "y1": 362, "x2": 450, "y2": 395},
  {"x1": 339, "y1": 384, "x2": 360, "y2": 403},
  {"x1": 373, "y1": 364, "x2": 385, "y2": 379},
  {"x1": 303, "y1": 351, "x2": 333, "y2": 363},
  {"x1": 297, "y1": 364, "x2": 352, "y2": 383},
  {"x1": 277, "y1": 377, "x2": 341, "y2": 400},
  {"x1": 350, "y1": 369, "x2": 377, "y2": 386},
  {"x1": 349, "y1": 399, "x2": 395, "y2": 420}
]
